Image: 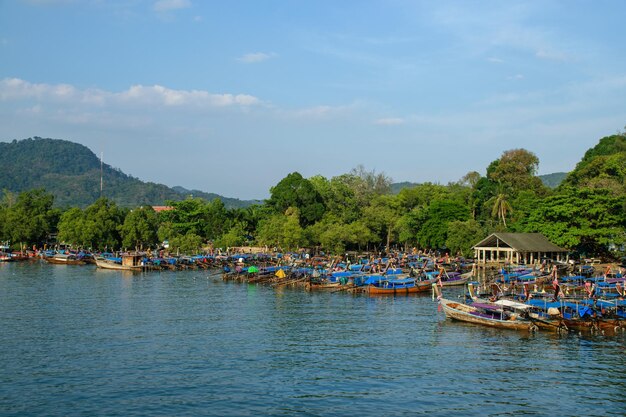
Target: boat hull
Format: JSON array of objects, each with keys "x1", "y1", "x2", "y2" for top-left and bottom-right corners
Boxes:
[
  {"x1": 367, "y1": 281, "x2": 431, "y2": 294},
  {"x1": 44, "y1": 256, "x2": 86, "y2": 265},
  {"x1": 95, "y1": 258, "x2": 139, "y2": 271},
  {"x1": 439, "y1": 298, "x2": 534, "y2": 331}
]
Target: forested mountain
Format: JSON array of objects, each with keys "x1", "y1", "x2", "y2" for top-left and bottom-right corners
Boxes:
[
  {"x1": 538, "y1": 172, "x2": 568, "y2": 188},
  {"x1": 0, "y1": 137, "x2": 258, "y2": 208}
]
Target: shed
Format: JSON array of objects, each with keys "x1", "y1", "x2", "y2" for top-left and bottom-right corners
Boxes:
[{"x1": 473, "y1": 233, "x2": 568, "y2": 264}]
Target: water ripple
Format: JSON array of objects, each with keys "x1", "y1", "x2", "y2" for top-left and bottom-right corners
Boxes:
[{"x1": 1, "y1": 263, "x2": 625, "y2": 416}]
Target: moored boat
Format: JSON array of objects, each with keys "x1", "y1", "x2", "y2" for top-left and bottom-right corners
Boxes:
[
  {"x1": 433, "y1": 284, "x2": 536, "y2": 331},
  {"x1": 44, "y1": 253, "x2": 87, "y2": 265},
  {"x1": 95, "y1": 254, "x2": 145, "y2": 271},
  {"x1": 366, "y1": 276, "x2": 432, "y2": 295}
]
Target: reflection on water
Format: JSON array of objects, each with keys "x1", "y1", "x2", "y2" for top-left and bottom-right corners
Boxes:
[{"x1": 1, "y1": 262, "x2": 625, "y2": 416}]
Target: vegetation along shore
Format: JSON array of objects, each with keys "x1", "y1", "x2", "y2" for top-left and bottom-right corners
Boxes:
[{"x1": 0, "y1": 133, "x2": 623, "y2": 262}]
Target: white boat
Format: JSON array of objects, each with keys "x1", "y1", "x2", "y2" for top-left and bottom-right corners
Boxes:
[{"x1": 95, "y1": 254, "x2": 144, "y2": 271}]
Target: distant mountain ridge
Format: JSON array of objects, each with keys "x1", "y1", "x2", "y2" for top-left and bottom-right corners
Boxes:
[
  {"x1": 539, "y1": 172, "x2": 568, "y2": 188},
  {"x1": 0, "y1": 137, "x2": 260, "y2": 208},
  {"x1": 390, "y1": 173, "x2": 568, "y2": 193}
]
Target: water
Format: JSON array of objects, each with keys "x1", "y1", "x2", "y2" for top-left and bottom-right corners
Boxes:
[{"x1": 1, "y1": 262, "x2": 625, "y2": 416}]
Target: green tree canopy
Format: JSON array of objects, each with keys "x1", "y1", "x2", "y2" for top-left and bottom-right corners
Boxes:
[
  {"x1": 4, "y1": 189, "x2": 57, "y2": 249},
  {"x1": 82, "y1": 197, "x2": 124, "y2": 250},
  {"x1": 120, "y1": 206, "x2": 159, "y2": 250},
  {"x1": 267, "y1": 172, "x2": 325, "y2": 226},
  {"x1": 520, "y1": 186, "x2": 626, "y2": 255}
]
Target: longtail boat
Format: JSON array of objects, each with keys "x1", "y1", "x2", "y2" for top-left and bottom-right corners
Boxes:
[
  {"x1": 366, "y1": 276, "x2": 432, "y2": 295},
  {"x1": 44, "y1": 253, "x2": 87, "y2": 265},
  {"x1": 95, "y1": 254, "x2": 146, "y2": 271},
  {"x1": 433, "y1": 284, "x2": 537, "y2": 331}
]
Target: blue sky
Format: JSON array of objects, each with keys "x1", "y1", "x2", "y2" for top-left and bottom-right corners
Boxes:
[{"x1": 1, "y1": 0, "x2": 625, "y2": 200}]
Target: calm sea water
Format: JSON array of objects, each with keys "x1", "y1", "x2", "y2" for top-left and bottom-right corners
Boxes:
[{"x1": 1, "y1": 262, "x2": 625, "y2": 417}]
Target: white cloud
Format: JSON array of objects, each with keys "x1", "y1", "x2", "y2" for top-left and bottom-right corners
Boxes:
[
  {"x1": 153, "y1": 0, "x2": 191, "y2": 12},
  {"x1": 237, "y1": 52, "x2": 276, "y2": 63},
  {"x1": 487, "y1": 57, "x2": 503, "y2": 63},
  {"x1": 535, "y1": 48, "x2": 570, "y2": 62},
  {"x1": 0, "y1": 78, "x2": 261, "y2": 109},
  {"x1": 374, "y1": 117, "x2": 404, "y2": 126},
  {"x1": 507, "y1": 74, "x2": 525, "y2": 80}
]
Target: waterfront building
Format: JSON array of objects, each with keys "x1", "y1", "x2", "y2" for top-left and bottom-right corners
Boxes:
[{"x1": 473, "y1": 233, "x2": 568, "y2": 264}]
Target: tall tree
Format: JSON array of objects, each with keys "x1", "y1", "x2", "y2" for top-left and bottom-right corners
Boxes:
[
  {"x1": 4, "y1": 189, "x2": 56, "y2": 249},
  {"x1": 267, "y1": 172, "x2": 325, "y2": 226},
  {"x1": 445, "y1": 219, "x2": 484, "y2": 257},
  {"x1": 488, "y1": 149, "x2": 546, "y2": 196},
  {"x1": 490, "y1": 191, "x2": 512, "y2": 228},
  {"x1": 362, "y1": 195, "x2": 402, "y2": 250},
  {"x1": 520, "y1": 186, "x2": 625, "y2": 255},
  {"x1": 120, "y1": 206, "x2": 159, "y2": 250},
  {"x1": 82, "y1": 197, "x2": 124, "y2": 250},
  {"x1": 415, "y1": 199, "x2": 470, "y2": 250},
  {"x1": 57, "y1": 207, "x2": 86, "y2": 247}
]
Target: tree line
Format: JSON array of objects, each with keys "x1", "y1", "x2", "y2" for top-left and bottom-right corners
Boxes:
[{"x1": 1, "y1": 135, "x2": 624, "y2": 258}]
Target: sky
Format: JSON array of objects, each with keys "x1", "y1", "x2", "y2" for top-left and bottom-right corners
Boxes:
[{"x1": 1, "y1": 0, "x2": 625, "y2": 200}]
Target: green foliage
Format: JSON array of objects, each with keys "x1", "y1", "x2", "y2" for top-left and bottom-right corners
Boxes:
[
  {"x1": 362, "y1": 195, "x2": 402, "y2": 249},
  {"x1": 57, "y1": 207, "x2": 87, "y2": 246},
  {"x1": 267, "y1": 172, "x2": 325, "y2": 226},
  {"x1": 169, "y1": 232, "x2": 203, "y2": 255},
  {"x1": 81, "y1": 198, "x2": 124, "y2": 250},
  {"x1": 203, "y1": 199, "x2": 230, "y2": 240},
  {"x1": 539, "y1": 172, "x2": 568, "y2": 189},
  {"x1": 397, "y1": 183, "x2": 451, "y2": 210},
  {"x1": 396, "y1": 208, "x2": 424, "y2": 246},
  {"x1": 490, "y1": 192, "x2": 512, "y2": 228},
  {"x1": 3, "y1": 189, "x2": 56, "y2": 248},
  {"x1": 561, "y1": 134, "x2": 626, "y2": 194},
  {"x1": 160, "y1": 198, "x2": 208, "y2": 237},
  {"x1": 306, "y1": 215, "x2": 376, "y2": 253},
  {"x1": 2, "y1": 134, "x2": 624, "y2": 257},
  {"x1": 255, "y1": 214, "x2": 286, "y2": 248},
  {"x1": 520, "y1": 187, "x2": 625, "y2": 255},
  {"x1": 446, "y1": 220, "x2": 484, "y2": 257},
  {"x1": 255, "y1": 210, "x2": 306, "y2": 250},
  {"x1": 216, "y1": 222, "x2": 247, "y2": 248},
  {"x1": 415, "y1": 200, "x2": 470, "y2": 249},
  {"x1": 120, "y1": 206, "x2": 159, "y2": 250},
  {"x1": 310, "y1": 175, "x2": 362, "y2": 223}
]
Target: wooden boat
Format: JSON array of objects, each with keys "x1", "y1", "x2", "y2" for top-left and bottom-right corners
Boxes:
[
  {"x1": 366, "y1": 277, "x2": 432, "y2": 295},
  {"x1": 305, "y1": 281, "x2": 343, "y2": 291},
  {"x1": 95, "y1": 254, "x2": 145, "y2": 271},
  {"x1": 438, "y1": 271, "x2": 472, "y2": 287},
  {"x1": 537, "y1": 299, "x2": 625, "y2": 335},
  {"x1": 466, "y1": 282, "x2": 571, "y2": 333},
  {"x1": 44, "y1": 253, "x2": 86, "y2": 265},
  {"x1": 434, "y1": 284, "x2": 536, "y2": 331}
]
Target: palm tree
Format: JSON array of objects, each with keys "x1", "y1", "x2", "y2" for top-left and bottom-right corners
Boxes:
[{"x1": 491, "y1": 192, "x2": 512, "y2": 228}]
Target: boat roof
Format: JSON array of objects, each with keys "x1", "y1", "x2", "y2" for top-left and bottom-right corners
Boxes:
[
  {"x1": 473, "y1": 233, "x2": 567, "y2": 252},
  {"x1": 493, "y1": 299, "x2": 531, "y2": 310}
]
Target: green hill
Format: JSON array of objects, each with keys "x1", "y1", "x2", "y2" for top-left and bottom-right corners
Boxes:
[
  {"x1": 538, "y1": 172, "x2": 568, "y2": 188},
  {"x1": 390, "y1": 181, "x2": 419, "y2": 194},
  {"x1": 0, "y1": 137, "x2": 259, "y2": 208}
]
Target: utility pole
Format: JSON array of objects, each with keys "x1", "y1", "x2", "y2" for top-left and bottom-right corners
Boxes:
[{"x1": 100, "y1": 151, "x2": 103, "y2": 197}]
